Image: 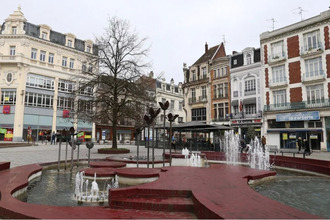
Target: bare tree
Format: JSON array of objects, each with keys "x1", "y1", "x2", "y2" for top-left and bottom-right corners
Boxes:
[{"x1": 79, "y1": 16, "x2": 152, "y2": 149}]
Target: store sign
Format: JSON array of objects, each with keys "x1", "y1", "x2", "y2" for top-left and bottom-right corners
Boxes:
[
  {"x1": 276, "y1": 111, "x2": 320, "y2": 122},
  {"x1": 3, "y1": 105, "x2": 10, "y2": 114}
]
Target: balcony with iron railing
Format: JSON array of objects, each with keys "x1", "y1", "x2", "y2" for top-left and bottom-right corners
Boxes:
[
  {"x1": 213, "y1": 93, "x2": 228, "y2": 100},
  {"x1": 212, "y1": 117, "x2": 230, "y2": 122},
  {"x1": 199, "y1": 96, "x2": 208, "y2": 103},
  {"x1": 188, "y1": 97, "x2": 197, "y2": 104},
  {"x1": 268, "y1": 51, "x2": 286, "y2": 64},
  {"x1": 269, "y1": 76, "x2": 288, "y2": 88},
  {"x1": 231, "y1": 110, "x2": 262, "y2": 119},
  {"x1": 300, "y1": 42, "x2": 323, "y2": 57},
  {"x1": 264, "y1": 99, "x2": 330, "y2": 112},
  {"x1": 302, "y1": 70, "x2": 326, "y2": 83}
]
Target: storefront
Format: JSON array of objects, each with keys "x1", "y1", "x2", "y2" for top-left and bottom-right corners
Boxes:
[{"x1": 268, "y1": 111, "x2": 323, "y2": 150}]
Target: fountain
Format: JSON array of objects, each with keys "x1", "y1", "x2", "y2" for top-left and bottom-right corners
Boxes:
[
  {"x1": 74, "y1": 171, "x2": 118, "y2": 203},
  {"x1": 224, "y1": 130, "x2": 241, "y2": 165},
  {"x1": 223, "y1": 130, "x2": 270, "y2": 170},
  {"x1": 247, "y1": 136, "x2": 270, "y2": 170}
]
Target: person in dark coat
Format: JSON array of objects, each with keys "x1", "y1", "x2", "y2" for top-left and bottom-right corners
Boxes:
[
  {"x1": 304, "y1": 139, "x2": 311, "y2": 155},
  {"x1": 297, "y1": 137, "x2": 302, "y2": 151}
]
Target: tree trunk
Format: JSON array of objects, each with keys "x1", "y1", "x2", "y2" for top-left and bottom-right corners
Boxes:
[{"x1": 112, "y1": 118, "x2": 118, "y2": 149}]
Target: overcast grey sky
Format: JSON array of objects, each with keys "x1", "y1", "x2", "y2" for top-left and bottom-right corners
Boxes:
[{"x1": 1, "y1": 0, "x2": 330, "y2": 83}]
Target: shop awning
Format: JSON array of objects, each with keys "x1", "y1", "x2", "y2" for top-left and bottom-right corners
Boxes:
[
  {"x1": 231, "y1": 100, "x2": 238, "y2": 106},
  {"x1": 243, "y1": 97, "x2": 256, "y2": 105}
]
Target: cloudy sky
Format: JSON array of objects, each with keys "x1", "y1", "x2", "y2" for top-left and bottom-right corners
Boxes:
[{"x1": 1, "y1": 0, "x2": 330, "y2": 83}]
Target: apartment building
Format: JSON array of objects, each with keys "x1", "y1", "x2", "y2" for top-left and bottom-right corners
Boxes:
[
  {"x1": 261, "y1": 9, "x2": 330, "y2": 151},
  {"x1": 155, "y1": 77, "x2": 185, "y2": 125},
  {"x1": 230, "y1": 47, "x2": 262, "y2": 139},
  {"x1": 0, "y1": 7, "x2": 97, "y2": 141},
  {"x1": 183, "y1": 42, "x2": 229, "y2": 124}
]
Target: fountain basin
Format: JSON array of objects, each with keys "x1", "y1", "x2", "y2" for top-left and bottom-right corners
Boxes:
[
  {"x1": 115, "y1": 168, "x2": 161, "y2": 186},
  {"x1": 80, "y1": 167, "x2": 116, "y2": 179},
  {"x1": 89, "y1": 161, "x2": 126, "y2": 168}
]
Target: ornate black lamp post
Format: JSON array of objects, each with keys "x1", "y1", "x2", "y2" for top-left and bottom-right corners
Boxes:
[
  {"x1": 159, "y1": 101, "x2": 169, "y2": 167},
  {"x1": 167, "y1": 113, "x2": 179, "y2": 166},
  {"x1": 144, "y1": 107, "x2": 160, "y2": 168},
  {"x1": 86, "y1": 142, "x2": 94, "y2": 167}
]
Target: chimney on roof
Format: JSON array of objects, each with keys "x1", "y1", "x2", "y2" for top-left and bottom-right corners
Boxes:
[
  {"x1": 149, "y1": 71, "x2": 154, "y2": 78},
  {"x1": 205, "y1": 42, "x2": 208, "y2": 53}
]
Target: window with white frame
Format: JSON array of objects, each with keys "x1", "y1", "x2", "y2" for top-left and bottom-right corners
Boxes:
[
  {"x1": 202, "y1": 67, "x2": 207, "y2": 78},
  {"x1": 25, "y1": 92, "x2": 53, "y2": 108},
  {"x1": 179, "y1": 101, "x2": 183, "y2": 110},
  {"x1": 201, "y1": 86, "x2": 207, "y2": 99},
  {"x1": 305, "y1": 57, "x2": 323, "y2": 78},
  {"x1": 78, "y1": 100, "x2": 93, "y2": 113},
  {"x1": 273, "y1": 89, "x2": 286, "y2": 105},
  {"x1": 31, "y1": 48, "x2": 37, "y2": 59},
  {"x1": 86, "y1": 45, "x2": 91, "y2": 53},
  {"x1": 69, "y1": 58, "x2": 75, "y2": 69},
  {"x1": 191, "y1": 88, "x2": 196, "y2": 98},
  {"x1": 48, "y1": 53, "x2": 54, "y2": 64},
  {"x1": 57, "y1": 96, "x2": 74, "y2": 110},
  {"x1": 26, "y1": 73, "x2": 54, "y2": 90},
  {"x1": 10, "y1": 46, "x2": 16, "y2": 56},
  {"x1": 245, "y1": 79, "x2": 256, "y2": 92},
  {"x1": 58, "y1": 80, "x2": 75, "y2": 93},
  {"x1": 80, "y1": 85, "x2": 93, "y2": 96},
  {"x1": 245, "y1": 104, "x2": 256, "y2": 115},
  {"x1": 170, "y1": 100, "x2": 175, "y2": 109},
  {"x1": 303, "y1": 30, "x2": 321, "y2": 51},
  {"x1": 224, "y1": 83, "x2": 228, "y2": 97},
  {"x1": 40, "y1": 51, "x2": 46, "y2": 62},
  {"x1": 1, "y1": 90, "x2": 16, "y2": 105},
  {"x1": 62, "y1": 57, "x2": 67, "y2": 67},
  {"x1": 246, "y1": 54, "x2": 252, "y2": 65},
  {"x1": 162, "y1": 98, "x2": 166, "y2": 103},
  {"x1": 192, "y1": 71, "x2": 196, "y2": 81},
  {"x1": 272, "y1": 65, "x2": 285, "y2": 83},
  {"x1": 306, "y1": 84, "x2": 324, "y2": 103},
  {"x1": 12, "y1": 26, "x2": 17, "y2": 34},
  {"x1": 271, "y1": 41, "x2": 284, "y2": 59},
  {"x1": 67, "y1": 40, "x2": 72, "y2": 47},
  {"x1": 41, "y1": 32, "x2": 48, "y2": 40},
  {"x1": 6, "y1": 73, "x2": 13, "y2": 83},
  {"x1": 82, "y1": 62, "x2": 87, "y2": 72}
]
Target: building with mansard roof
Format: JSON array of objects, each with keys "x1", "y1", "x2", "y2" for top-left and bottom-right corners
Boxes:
[{"x1": 0, "y1": 7, "x2": 97, "y2": 142}]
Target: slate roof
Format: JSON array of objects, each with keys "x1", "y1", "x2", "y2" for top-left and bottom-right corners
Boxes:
[{"x1": 192, "y1": 43, "x2": 226, "y2": 66}]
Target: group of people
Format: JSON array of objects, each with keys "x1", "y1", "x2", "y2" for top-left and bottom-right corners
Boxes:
[{"x1": 28, "y1": 129, "x2": 56, "y2": 145}]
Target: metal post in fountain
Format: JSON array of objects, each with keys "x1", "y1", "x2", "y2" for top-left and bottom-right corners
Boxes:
[
  {"x1": 64, "y1": 129, "x2": 70, "y2": 170},
  {"x1": 76, "y1": 138, "x2": 82, "y2": 167},
  {"x1": 134, "y1": 127, "x2": 144, "y2": 168},
  {"x1": 159, "y1": 101, "x2": 169, "y2": 167},
  {"x1": 148, "y1": 107, "x2": 160, "y2": 168},
  {"x1": 86, "y1": 142, "x2": 94, "y2": 167},
  {"x1": 167, "y1": 113, "x2": 178, "y2": 166},
  {"x1": 69, "y1": 127, "x2": 77, "y2": 171},
  {"x1": 143, "y1": 114, "x2": 152, "y2": 168},
  {"x1": 57, "y1": 129, "x2": 66, "y2": 171}
]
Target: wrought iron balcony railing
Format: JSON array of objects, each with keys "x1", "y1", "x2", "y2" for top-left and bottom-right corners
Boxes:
[{"x1": 264, "y1": 99, "x2": 330, "y2": 111}]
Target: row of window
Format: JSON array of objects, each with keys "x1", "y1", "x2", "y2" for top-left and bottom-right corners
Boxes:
[
  {"x1": 270, "y1": 29, "x2": 322, "y2": 58},
  {"x1": 213, "y1": 102, "x2": 229, "y2": 119},
  {"x1": 213, "y1": 66, "x2": 228, "y2": 78},
  {"x1": 10, "y1": 25, "x2": 93, "y2": 53},
  {"x1": 271, "y1": 56, "x2": 323, "y2": 84},
  {"x1": 25, "y1": 73, "x2": 92, "y2": 95},
  {"x1": 273, "y1": 84, "x2": 324, "y2": 105},
  {"x1": 213, "y1": 83, "x2": 228, "y2": 98},
  {"x1": 161, "y1": 98, "x2": 183, "y2": 110}
]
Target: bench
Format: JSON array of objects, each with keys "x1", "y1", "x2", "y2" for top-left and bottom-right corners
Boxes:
[{"x1": 279, "y1": 148, "x2": 307, "y2": 158}]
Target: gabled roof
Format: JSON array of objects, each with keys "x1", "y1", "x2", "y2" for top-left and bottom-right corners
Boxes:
[{"x1": 193, "y1": 43, "x2": 226, "y2": 66}]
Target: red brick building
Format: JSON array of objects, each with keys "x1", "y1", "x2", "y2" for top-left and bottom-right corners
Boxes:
[{"x1": 261, "y1": 9, "x2": 330, "y2": 151}]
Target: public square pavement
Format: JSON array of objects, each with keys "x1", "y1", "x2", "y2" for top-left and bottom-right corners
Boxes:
[
  {"x1": 0, "y1": 141, "x2": 329, "y2": 168},
  {"x1": 0, "y1": 141, "x2": 166, "y2": 168}
]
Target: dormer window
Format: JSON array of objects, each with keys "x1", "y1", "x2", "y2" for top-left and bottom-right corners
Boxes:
[
  {"x1": 39, "y1": 24, "x2": 51, "y2": 41},
  {"x1": 246, "y1": 54, "x2": 252, "y2": 65},
  {"x1": 68, "y1": 40, "x2": 72, "y2": 47},
  {"x1": 12, "y1": 26, "x2": 17, "y2": 34},
  {"x1": 86, "y1": 45, "x2": 91, "y2": 53},
  {"x1": 41, "y1": 32, "x2": 48, "y2": 40}
]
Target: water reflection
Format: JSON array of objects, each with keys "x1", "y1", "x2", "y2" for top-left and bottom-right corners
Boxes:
[{"x1": 251, "y1": 169, "x2": 330, "y2": 218}]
